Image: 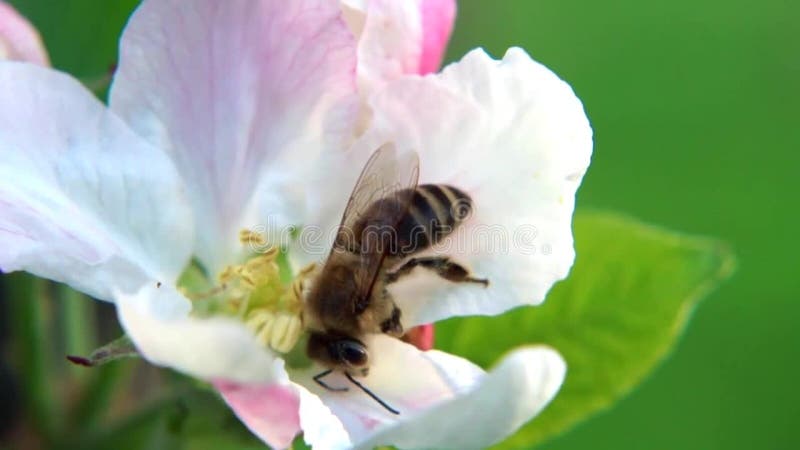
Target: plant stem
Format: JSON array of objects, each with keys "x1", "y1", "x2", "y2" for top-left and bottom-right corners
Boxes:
[{"x1": 61, "y1": 286, "x2": 96, "y2": 382}]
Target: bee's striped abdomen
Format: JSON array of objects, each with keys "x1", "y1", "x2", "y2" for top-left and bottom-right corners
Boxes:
[{"x1": 394, "y1": 184, "x2": 472, "y2": 256}]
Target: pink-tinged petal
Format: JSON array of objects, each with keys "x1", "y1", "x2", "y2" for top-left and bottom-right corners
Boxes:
[
  {"x1": 340, "y1": 0, "x2": 455, "y2": 86},
  {"x1": 359, "y1": 347, "x2": 566, "y2": 449},
  {"x1": 341, "y1": 0, "x2": 422, "y2": 91},
  {"x1": 116, "y1": 284, "x2": 286, "y2": 383},
  {"x1": 419, "y1": 0, "x2": 456, "y2": 74},
  {"x1": 290, "y1": 338, "x2": 564, "y2": 449},
  {"x1": 0, "y1": 63, "x2": 193, "y2": 301},
  {"x1": 215, "y1": 380, "x2": 301, "y2": 450},
  {"x1": 348, "y1": 47, "x2": 593, "y2": 326},
  {"x1": 401, "y1": 324, "x2": 434, "y2": 350},
  {"x1": 110, "y1": 0, "x2": 358, "y2": 272},
  {"x1": 0, "y1": 2, "x2": 48, "y2": 65},
  {"x1": 216, "y1": 377, "x2": 354, "y2": 449}
]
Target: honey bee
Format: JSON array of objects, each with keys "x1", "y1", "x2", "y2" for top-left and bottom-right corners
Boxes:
[{"x1": 302, "y1": 143, "x2": 488, "y2": 414}]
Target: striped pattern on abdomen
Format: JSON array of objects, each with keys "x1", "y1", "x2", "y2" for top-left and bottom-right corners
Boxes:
[{"x1": 392, "y1": 184, "x2": 472, "y2": 256}]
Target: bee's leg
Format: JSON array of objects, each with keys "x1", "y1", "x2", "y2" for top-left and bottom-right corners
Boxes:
[
  {"x1": 386, "y1": 257, "x2": 489, "y2": 287},
  {"x1": 379, "y1": 299, "x2": 403, "y2": 336},
  {"x1": 313, "y1": 369, "x2": 349, "y2": 392}
]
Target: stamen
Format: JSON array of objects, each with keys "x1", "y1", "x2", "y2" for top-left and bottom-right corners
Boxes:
[
  {"x1": 244, "y1": 261, "x2": 317, "y2": 354},
  {"x1": 239, "y1": 229, "x2": 267, "y2": 247},
  {"x1": 182, "y1": 229, "x2": 317, "y2": 358}
]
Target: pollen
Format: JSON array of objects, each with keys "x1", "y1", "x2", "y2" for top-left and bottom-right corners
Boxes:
[
  {"x1": 239, "y1": 228, "x2": 267, "y2": 248},
  {"x1": 247, "y1": 310, "x2": 303, "y2": 353},
  {"x1": 242, "y1": 261, "x2": 317, "y2": 354},
  {"x1": 184, "y1": 230, "x2": 317, "y2": 356}
]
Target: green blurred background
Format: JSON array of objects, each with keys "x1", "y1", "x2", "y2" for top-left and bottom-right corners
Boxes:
[
  {"x1": 1, "y1": 0, "x2": 798, "y2": 449},
  {"x1": 449, "y1": 1, "x2": 800, "y2": 449}
]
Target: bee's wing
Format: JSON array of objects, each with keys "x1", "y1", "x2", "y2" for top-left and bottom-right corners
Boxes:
[{"x1": 332, "y1": 143, "x2": 419, "y2": 314}]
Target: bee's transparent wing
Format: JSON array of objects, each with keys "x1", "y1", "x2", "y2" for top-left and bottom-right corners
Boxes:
[{"x1": 331, "y1": 143, "x2": 419, "y2": 314}]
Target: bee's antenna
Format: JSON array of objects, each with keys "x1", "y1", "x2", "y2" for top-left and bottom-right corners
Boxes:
[
  {"x1": 345, "y1": 372, "x2": 400, "y2": 415},
  {"x1": 313, "y1": 369, "x2": 349, "y2": 392}
]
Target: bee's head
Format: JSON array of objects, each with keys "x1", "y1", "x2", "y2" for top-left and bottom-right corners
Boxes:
[{"x1": 307, "y1": 331, "x2": 370, "y2": 376}]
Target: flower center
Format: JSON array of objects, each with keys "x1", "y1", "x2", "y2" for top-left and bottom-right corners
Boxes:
[{"x1": 180, "y1": 230, "x2": 317, "y2": 358}]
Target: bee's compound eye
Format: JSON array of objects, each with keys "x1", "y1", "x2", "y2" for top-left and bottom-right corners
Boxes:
[{"x1": 336, "y1": 340, "x2": 368, "y2": 367}]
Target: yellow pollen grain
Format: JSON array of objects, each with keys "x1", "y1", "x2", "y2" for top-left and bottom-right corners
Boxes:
[
  {"x1": 188, "y1": 230, "x2": 317, "y2": 355},
  {"x1": 239, "y1": 229, "x2": 266, "y2": 247},
  {"x1": 218, "y1": 233, "x2": 314, "y2": 354}
]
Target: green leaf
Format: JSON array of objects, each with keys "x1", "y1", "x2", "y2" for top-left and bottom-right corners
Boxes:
[{"x1": 435, "y1": 211, "x2": 735, "y2": 449}]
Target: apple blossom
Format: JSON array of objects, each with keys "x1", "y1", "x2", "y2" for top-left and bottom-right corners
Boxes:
[{"x1": 0, "y1": 0, "x2": 592, "y2": 449}]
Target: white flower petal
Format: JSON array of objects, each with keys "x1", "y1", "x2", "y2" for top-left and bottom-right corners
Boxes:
[
  {"x1": 359, "y1": 346, "x2": 566, "y2": 450},
  {"x1": 116, "y1": 283, "x2": 286, "y2": 384},
  {"x1": 343, "y1": 0, "x2": 423, "y2": 92},
  {"x1": 0, "y1": 62, "x2": 193, "y2": 301},
  {"x1": 351, "y1": 47, "x2": 593, "y2": 325},
  {"x1": 291, "y1": 335, "x2": 480, "y2": 449},
  {"x1": 287, "y1": 337, "x2": 563, "y2": 449},
  {"x1": 109, "y1": 0, "x2": 358, "y2": 272},
  {"x1": 296, "y1": 383, "x2": 353, "y2": 450}
]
